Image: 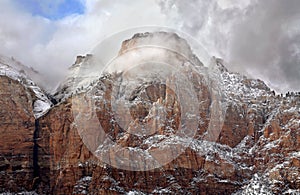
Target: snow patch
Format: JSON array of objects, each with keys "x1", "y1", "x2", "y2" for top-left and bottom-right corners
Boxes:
[{"x1": 0, "y1": 55, "x2": 52, "y2": 118}]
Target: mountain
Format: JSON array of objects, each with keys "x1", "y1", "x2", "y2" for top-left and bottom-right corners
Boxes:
[
  {"x1": 0, "y1": 32, "x2": 299, "y2": 195},
  {"x1": 0, "y1": 55, "x2": 53, "y2": 118}
]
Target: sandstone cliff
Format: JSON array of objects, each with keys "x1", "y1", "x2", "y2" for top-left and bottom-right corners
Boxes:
[{"x1": 0, "y1": 33, "x2": 299, "y2": 195}]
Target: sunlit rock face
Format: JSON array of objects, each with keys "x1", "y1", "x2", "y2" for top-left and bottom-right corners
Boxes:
[{"x1": 0, "y1": 32, "x2": 299, "y2": 194}]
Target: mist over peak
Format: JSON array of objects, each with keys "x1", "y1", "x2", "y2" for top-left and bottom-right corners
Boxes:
[
  {"x1": 158, "y1": 0, "x2": 300, "y2": 93},
  {"x1": 0, "y1": 0, "x2": 299, "y2": 93}
]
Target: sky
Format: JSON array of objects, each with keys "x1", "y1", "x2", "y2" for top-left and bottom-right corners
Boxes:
[
  {"x1": 13, "y1": 0, "x2": 85, "y2": 20},
  {"x1": 0, "y1": 0, "x2": 299, "y2": 93}
]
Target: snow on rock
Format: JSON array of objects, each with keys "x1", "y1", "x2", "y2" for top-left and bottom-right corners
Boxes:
[
  {"x1": 283, "y1": 189, "x2": 300, "y2": 195},
  {"x1": 0, "y1": 55, "x2": 52, "y2": 118},
  {"x1": 232, "y1": 174, "x2": 273, "y2": 195},
  {"x1": 73, "y1": 176, "x2": 93, "y2": 195},
  {"x1": 0, "y1": 192, "x2": 38, "y2": 195},
  {"x1": 126, "y1": 191, "x2": 146, "y2": 195},
  {"x1": 53, "y1": 54, "x2": 97, "y2": 103}
]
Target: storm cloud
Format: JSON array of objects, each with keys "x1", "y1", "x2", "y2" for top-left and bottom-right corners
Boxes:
[
  {"x1": 159, "y1": 0, "x2": 300, "y2": 93},
  {"x1": 0, "y1": 0, "x2": 299, "y2": 93}
]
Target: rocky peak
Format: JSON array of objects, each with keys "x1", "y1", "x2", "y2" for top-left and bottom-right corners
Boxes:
[
  {"x1": 119, "y1": 31, "x2": 204, "y2": 67},
  {"x1": 74, "y1": 55, "x2": 85, "y2": 65},
  {"x1": 53, "y1": 54, "x2": 95, "y2": 103},
  {"x1": 53, "y1": 32, "x2": 206, "y2": 103},
  {"x1": 72, "y1": 54, "x2": 93, "y2": 67},
  {"x1": 211, "y1": 56, "x2": 229, "y2": 73}
]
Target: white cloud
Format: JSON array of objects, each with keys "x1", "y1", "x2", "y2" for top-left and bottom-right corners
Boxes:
[
  {"x1": 0, "y1": 0, "x2": 299, "y2": 93},
  {"x1": 0, "y1": 0, "x2": 166, "y2": 90}
]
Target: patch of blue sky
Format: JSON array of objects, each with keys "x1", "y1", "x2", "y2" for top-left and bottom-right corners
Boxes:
[{"x1": 13, "y1": 0, "x2": 85, "y2": 20}]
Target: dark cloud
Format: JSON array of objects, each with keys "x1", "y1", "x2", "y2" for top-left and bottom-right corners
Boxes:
[
  {"x1": 228, "y1": 0, "x2": 300, "y2": 93},
  {"x1": 159, "y1": 0, "x2": 300, "y2": 93}
]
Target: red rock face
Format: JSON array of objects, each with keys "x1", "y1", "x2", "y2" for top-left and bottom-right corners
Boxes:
[
  {"x1": 1, "y1": 70, "x2": 299, "y2": 194},
  {"x1": 37, "y1": 101, "x2": 95, "y2": 194},
  {"x1": 0, "y1": 33, "x2": 299, "y2": 194},
  {"x1": 35, "y1": 72, "x2": 299, "y2": 194},
  {"x1": 0, "y1": 76, "x2": 36, "y2": 192}
]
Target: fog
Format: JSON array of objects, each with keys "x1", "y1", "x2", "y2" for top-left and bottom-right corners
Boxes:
[{"x1": 0, "y1": 0, "x2": 299, "y2": 93}]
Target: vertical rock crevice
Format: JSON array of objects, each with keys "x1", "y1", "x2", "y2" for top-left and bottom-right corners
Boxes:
[{"x1": 32, "y1": 119, "x2": 40, "y2": 190}]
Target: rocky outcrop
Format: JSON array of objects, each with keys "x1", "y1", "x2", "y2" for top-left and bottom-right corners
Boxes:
[{"x1": 0, "y1": 33, "x2": 299, "y2": 194}]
